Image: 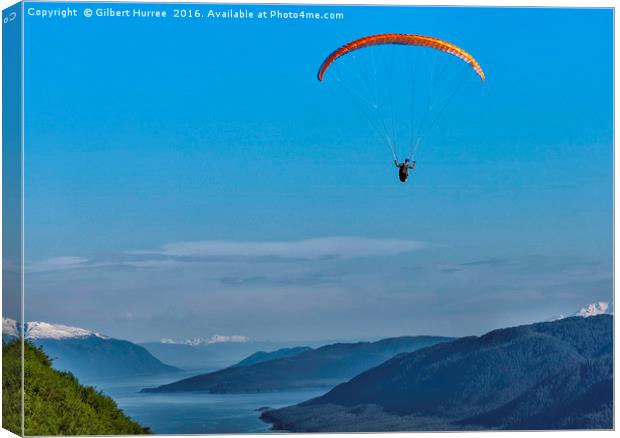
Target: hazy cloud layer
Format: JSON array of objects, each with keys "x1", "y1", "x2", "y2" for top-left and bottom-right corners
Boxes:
[
  {"x1": 23, "y1": 238, "x2": 612, "y2": 343},
  {"x1": 27, "y1": 237, "x2": 427, "y2": 273},
  {"x1": 134, "y1": 237, "x2": 427, "y2": 260}
]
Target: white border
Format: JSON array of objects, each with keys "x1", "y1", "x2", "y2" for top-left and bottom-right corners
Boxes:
[{"x1": 0, "y1": 1, "x2": 616, "y2": 438}]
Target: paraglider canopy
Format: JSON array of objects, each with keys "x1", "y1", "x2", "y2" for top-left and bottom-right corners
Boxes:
[
  {"x1": 318, "y1": 33, "x2": 485, "y2": 82},
  {"x1": 317, "y1": 33, "x2": 485, "y2": 166}
]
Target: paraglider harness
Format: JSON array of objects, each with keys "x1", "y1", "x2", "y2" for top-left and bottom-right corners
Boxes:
[{"x1": 394, "y1": 159, "x2": 416, "y2": 182}]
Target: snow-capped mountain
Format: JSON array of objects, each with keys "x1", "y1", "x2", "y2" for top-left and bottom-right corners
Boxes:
[
  {"x1": 551, "y1": 301, "x2": 613, "y2": 321},
  {"x1": 2, "y1": 318, "x2": 178, "y2": 379},
  {"x1": 26, "y1": 321, "x2": 108, "y2": 340},
  {"x1": 159, "y1": 334, "x2": 249, "y2": 346},
  {"x1": 574, "y1": 301, "x2": 611, "y2": 318},
  {"x1": 2, "y1": 318, "x2": 107, "y2": 340}
]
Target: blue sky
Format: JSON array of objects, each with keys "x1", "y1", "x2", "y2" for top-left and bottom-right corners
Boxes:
[{"x1": 23, "y1": 4, "x2": 612, "y2": 342}]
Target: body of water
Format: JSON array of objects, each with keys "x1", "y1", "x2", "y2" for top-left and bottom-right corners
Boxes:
[{"x1": 83, "y1": 371, "x2": 326, "y2": 434}]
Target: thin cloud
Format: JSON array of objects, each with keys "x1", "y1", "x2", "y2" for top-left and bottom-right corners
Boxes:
[
  {"x1": 27, "y1": 237, "x2": 427, "y2": 274},
  {"x1": 133, "y1": 237, "x2": 427, "y2": 260},
  {"x1": 28, "y1": 256, "x2": 90, "y2": 273}
]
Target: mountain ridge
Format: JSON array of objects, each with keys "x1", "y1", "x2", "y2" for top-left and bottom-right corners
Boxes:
[
  {"x1": 232, "y1": 346, "x2": 313, "y2": 368},
  {"x1": 142, "y1": 335, "x2": 453, "y2": 394},
  {"x1": 261, "y1": 315, "x2": 612, "y2": 431}
]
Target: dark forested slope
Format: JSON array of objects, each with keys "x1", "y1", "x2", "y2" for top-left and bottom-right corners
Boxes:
[{"x1": 262, "y1": 315, "x2": 612, "y2": 431}]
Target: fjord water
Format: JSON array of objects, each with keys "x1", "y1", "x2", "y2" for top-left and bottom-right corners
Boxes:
[{"x1": 83, "y1": 371, "x2": 326, "y2": 434}]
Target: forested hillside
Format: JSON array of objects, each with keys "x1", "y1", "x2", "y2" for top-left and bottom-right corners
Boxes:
[{"x1": 2, "y1": 339, "x2": 150, "y2": 435}]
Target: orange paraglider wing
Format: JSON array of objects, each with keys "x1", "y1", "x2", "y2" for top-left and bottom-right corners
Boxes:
[{"x1": 317, "y1": 33, "x2": 485, "y2": 82}]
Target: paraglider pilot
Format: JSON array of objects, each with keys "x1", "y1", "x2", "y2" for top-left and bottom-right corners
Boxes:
[{"x1": 394, "y1": 159, "x2": 416, "y2": 182}]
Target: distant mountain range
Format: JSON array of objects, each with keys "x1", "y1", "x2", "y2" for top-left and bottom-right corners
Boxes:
[
  {"x1": 141, "y1": 336, "x2": 452, "y2": 394},
  {"x1": 2, "y1": 318, "x2": 178, "y2": 380},
  {"x1": 159, "y1": 335, "x2": 249, "y2": 346},
  {"x1": 139, "y1": 341, "x2": 220, "y2": 371},
  {"x1": 261, "y1": 315, "x2": 612, "y2": 431},
  {"x1": 140, "y1": 338, "x2": 338, "y2": 371}
]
